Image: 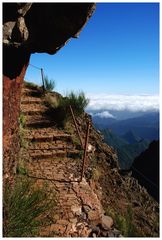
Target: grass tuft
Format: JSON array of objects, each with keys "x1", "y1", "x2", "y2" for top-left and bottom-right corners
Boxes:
[
  {"x1": 3, "y1": 177, "x2": 57, "y2": 237},
  {"x1": 63, "y1": 91, "x2": 89, "y2": 116},
  {"x1": 44, "y1": 75, "x2": 55, "y2": 92},
  {"x1": 105, "y1": 206, "x2": 139, "y2": 237},
  {"x1": 44, "y1": 90, "x2": 89, "y2": 129}
]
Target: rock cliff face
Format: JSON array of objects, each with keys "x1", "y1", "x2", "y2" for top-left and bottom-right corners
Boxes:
[
  {"x1": 131, "y1": 140, "x2": 159, "y2": 202},
  {"x1": 3, "y1": 3, "x2": 95, "y2": 179}
]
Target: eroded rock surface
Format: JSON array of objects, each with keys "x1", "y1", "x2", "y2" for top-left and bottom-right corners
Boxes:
[{"x1": 3, "y1": 3, "x2": 96, "y2": 53}]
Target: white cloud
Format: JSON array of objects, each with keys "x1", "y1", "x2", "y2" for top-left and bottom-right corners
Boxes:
[
  {"x1": 92, "y1": 111, "x2": 116, "y2": 118},
  {"x1": 86, "y1": 93, "x2": 159, "y2": 112}
]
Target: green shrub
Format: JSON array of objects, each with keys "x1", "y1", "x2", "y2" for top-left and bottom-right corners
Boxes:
[
  {"x1": 3, "y1": 178, "x2": 56, "y2": 237},
  {"x1": 91, "y1": 167, "x2": 102, "y2": 181},
  {"x1": 16, "y1": 166, "x2": 28, "y2": 175},
  {"x1": 106, "y1": 206, "x2": 138, "y2": 237},
  {"x1": 64, "y1": 91, "x2": 89, "y2": 116},
  {"x1": 24, "y1": 81, "x2": 37, "y2": 88},
  {"x1": 44, "y1": 94, "x2": 60, "y2": 109},
  {"x1": 19, "y1": 113, "x2": 26, "y2": 128},
  {"x1": 44, "y1": 75, "x2": 55, "y2": 92},
  {"x1": 45, "y1": 91, "x2": 89, "y2": 128},
  {"x1": 71, "y1": 135, "x2": 80, "y2": 147},
  {"x1": 19, "y1": 113, "x2": 28, "y2": 148}
]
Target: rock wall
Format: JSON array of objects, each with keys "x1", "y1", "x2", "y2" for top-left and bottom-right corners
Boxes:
[
  {"x1": 3, "y1": 46, "x2": 30, "y2": 180},
  {"x1": 3, "y1": 3, "x2": 95, "y2": 180}
]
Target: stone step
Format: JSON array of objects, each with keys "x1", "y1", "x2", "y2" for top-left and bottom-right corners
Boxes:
[
  {"x1": 22, "y1": 87, "x2": 38, "y2": 91},
  {"x1": 24, "y1": 127, "x2": 66, "y2": 135},
  {"x1": 22, "y1": 88, "x2": 43, "y2": 97},
  {"x1": 27, "y1": 158, "x2": 81, "y2": 180},
  {"x1": 22, "y1": 110, "x2": 47, "y2": 116},
  {"x1": 28, "y1": 142, "x2": 74, "y2": 150},
  {"x1": 21, "y1": 104, "x2": 48, "y2": 115},
  {"x1": 24, "y1": 129, "x2": 72, "y2": 142},
  {"x1": 23, "y1": 83, "x2": 41, "y2": 90},
  {"x1": 24, "y1": 115, "x2": 55, "y2": 128},
  {"x1": 25, "y1": 119, "x2": 56, "y2": 129},
  {"x1": 21, "y1": 97, "x2": 45, "y2": 104},
  {"x1": 29, "y1": 149, "x2": 81, "y2": 160},
  {"x1": 25, "y1": 134, "x2": 72, "y2": 142}
]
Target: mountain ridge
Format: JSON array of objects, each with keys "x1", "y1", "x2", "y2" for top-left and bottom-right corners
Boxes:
[
  {"x1": 100, "y1": 128, "x2": 150, "y2": 169},
  {"x1": 92, "y1": 111, "x2": 159, "y2": 141}
]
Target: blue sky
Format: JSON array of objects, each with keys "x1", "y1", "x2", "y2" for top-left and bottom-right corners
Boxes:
[{"x1": 25, "y1": 3, "x2": 159, "y2": 99}]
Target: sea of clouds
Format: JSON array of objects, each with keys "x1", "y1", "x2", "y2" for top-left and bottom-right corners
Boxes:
[{"x1": 86, "y1": 94, "x2": 159, "y2": 118}]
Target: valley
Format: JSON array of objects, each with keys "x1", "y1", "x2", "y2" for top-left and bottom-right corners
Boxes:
[{"x1": 92, "y1": 111, "x2": 159, "y2": 169}]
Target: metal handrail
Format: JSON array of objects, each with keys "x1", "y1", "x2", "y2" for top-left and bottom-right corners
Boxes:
[
  {"x1": 80, "y1": 121, "x2": 90, "y2": 182},
  {"x1": 69, "y1": 105, "x2": 84, "y2": 149}
]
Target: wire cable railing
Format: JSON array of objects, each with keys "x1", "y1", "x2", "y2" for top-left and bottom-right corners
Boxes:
[{"x1": 25, "y1": 63, "x2": 45, "y2": 91}]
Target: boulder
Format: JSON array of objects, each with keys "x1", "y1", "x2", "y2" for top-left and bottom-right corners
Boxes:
[{"x1": 101, "y1": 215, "x2": 113, "y2": 230}]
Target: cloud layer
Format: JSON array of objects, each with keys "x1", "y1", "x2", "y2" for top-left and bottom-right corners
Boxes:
[{"x1": 86, "y1": 94, "x2": 159, "y2": 112}]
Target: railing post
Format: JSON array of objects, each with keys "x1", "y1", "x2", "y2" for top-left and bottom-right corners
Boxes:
[
  {"x1": 41, "y1": 68, "x2": 45, "y2": 92},
  {"x1": 69, "y1": 105, "x2": 84, "y2": 149},
  {"x1": 80, "y1": 121, "x2": 90, "y2": 182}
]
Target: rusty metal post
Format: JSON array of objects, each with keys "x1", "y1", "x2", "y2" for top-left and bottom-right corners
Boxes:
[
  {"x1": 69, "y1": 105, "x2": 84, "y2": 149},
  {"x1": 41, "y1": 68, "x2": 45, "y2": 92},
  {"x1": 80, "y1": 121, "x2": 90, "y2": 182}
]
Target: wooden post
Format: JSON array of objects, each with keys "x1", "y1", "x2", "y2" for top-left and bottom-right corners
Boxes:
[
  {"x1": 69, "y1": 105, "x2": 84, "y2": 149},
  {"x1": 41, "y1": 68, "x2": 45, "y2": 92},
  {"x1": 80, "y1": 121, "x2": 90, "y2": 182}
]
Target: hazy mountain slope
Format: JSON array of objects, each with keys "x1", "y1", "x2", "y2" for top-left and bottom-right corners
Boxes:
[
  {"x1": 93, "y1": 116, "x2": 117, "y2": 129},
  {"x1": 108, "y1": 112, "x2": 159, "y2": 141},
  {"x1": 117, "y1": 139, "x2": 149, "y2": 169},
  {"x1": 92, "y1": 112, "x2": 159, "y2": 141},
  {"x1": 101, "y1": 129, "x2": 149, "y2": 169},
  {"x1": 101, "y1": 129, "x2": 128, "y2": 148},
  {"x1": 121, "y1": 130, "x2": 142, "y2": 144}
]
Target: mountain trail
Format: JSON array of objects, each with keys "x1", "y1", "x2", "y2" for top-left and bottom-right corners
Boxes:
[{"x1": 20, "y1": 83, "x2": 118, "y2": 237}]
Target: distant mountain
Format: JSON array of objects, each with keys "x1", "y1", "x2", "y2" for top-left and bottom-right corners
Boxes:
[
  {"x1": 131, "y1": 141, "x2": 159, "y2": 202},
  {"x1": 121, "y1": 130, "x2": 142, "y2": 144},
  {"x1": 117, "y1": 139, "x2": 149, "y2": 169},
  {"x1": 101, "y1": 129, "x2": 128, "y2": 148},
  {"x1": 93, "y1": 116, "x2": 117, "y2": 129},
  {"x1": 93, "y1": 112, "x2": 159, "y2": 142},
  {"x1": 108, "y1": 112, "x2": 159, "y2": 141},
  {"x1": 101, "y1": 129, "x2": 149, "y2": 169}
]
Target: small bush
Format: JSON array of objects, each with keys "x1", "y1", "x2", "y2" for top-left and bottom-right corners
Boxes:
[
  {"x1": 19, "y1": 113, "x2": 28, "y2": 148},
  {"x1": 105, "y1": 206, "x2": 138, "y2": 237},
  {"x1": 16, "y1": 166, "x2": 28, "y2": 175},
  {"x1": 92, "y1": 167, "x2": 102, "y2": 181},
  {"x1": 19, "y1": 113, "x2": 26, "y2": 128},
  {"x1": 44, "y1": 94, "x2": 60, "y2": 109},
  {"x1": 3, "y1": 178, "x2": 56, "y2": 237},
  {"x1": 24, "y1": 81, "x2": 37, "y2": 88},
  {"x1": 71, "y1": 135, "x2": 80, "y2": 147},
  {"x1": 44, "y1": 75, "x2": 55, "y2": 92},
  {"x1": 64, "y1": 91, "x2": 89, "y2": 116},
  {"x1": 45, "y1": 91, "x2": 89, "y2": 128}
]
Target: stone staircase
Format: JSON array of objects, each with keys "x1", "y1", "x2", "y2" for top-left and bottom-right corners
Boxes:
[{"x1": 20, "y1": 84, "x2": 106, "y2": 237}]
